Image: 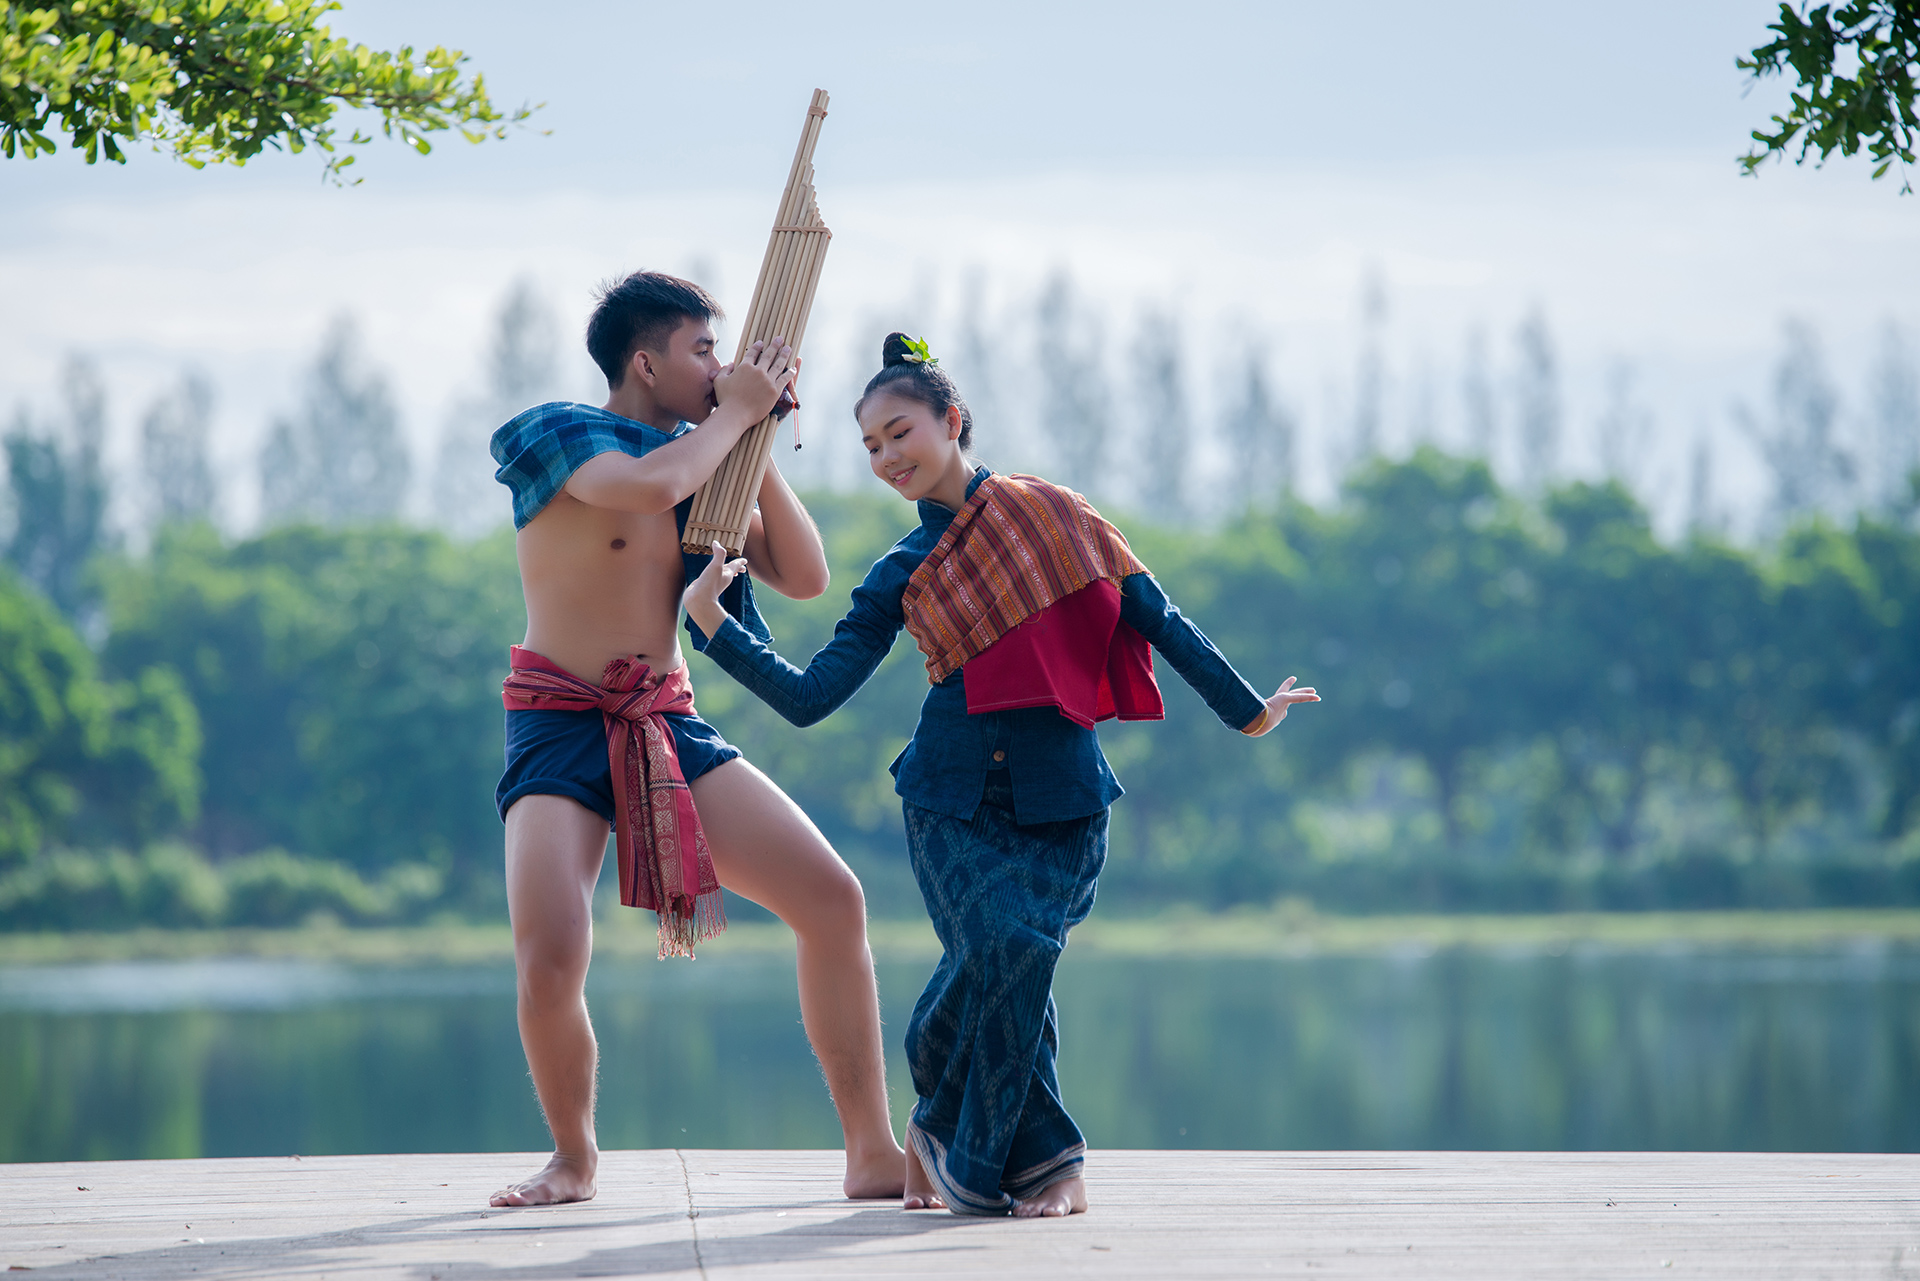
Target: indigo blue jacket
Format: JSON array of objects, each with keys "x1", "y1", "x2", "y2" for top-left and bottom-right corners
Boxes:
[{"x1": 702, "y1": 467, "x2": 1268, "y2": 823}]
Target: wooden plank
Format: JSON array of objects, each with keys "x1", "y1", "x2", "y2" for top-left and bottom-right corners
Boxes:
[{"x1": 2, "y1": 1150, "x2": 1918, "y2": 1278}]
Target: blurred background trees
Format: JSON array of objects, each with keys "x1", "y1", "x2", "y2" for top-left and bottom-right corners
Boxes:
[
  {"x1": 432, "y1": 280, "x2": 557, "y2": 539},
  {"x1": 5, "y1": 449, "x2": 1920, "y2": 928},
  {"x1": 258, "y1": 318, "x2": 410, "y2": 526},
  {"x1": 2, "y1": 269, "x2": 1918, "y2": 930}
]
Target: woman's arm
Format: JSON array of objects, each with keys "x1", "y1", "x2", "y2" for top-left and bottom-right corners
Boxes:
[
  {"x1": 685, "y1": 546, "x2": 905, "y2": 727},
  {"x1": 1118, "y1": 573, "x2": 1318, "y2": 735}
]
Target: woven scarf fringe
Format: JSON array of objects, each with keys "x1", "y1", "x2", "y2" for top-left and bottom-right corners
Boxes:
[{"x1": 653, "y1": 888, "x2": 728, "y2": 960}]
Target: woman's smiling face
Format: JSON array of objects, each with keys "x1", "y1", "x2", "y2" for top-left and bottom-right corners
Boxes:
[{"x1": 858, "y1": 392, "x2": 965, "y2": 503}]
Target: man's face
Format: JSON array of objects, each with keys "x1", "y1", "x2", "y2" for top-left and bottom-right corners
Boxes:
[{"x1": 634, "y1": 317, "x2": 722, "y2": 422}]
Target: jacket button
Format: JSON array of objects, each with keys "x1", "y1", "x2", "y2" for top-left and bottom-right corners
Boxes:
[{"x1": 992, "y1": 750, "x2": 1006, "y2": 762}]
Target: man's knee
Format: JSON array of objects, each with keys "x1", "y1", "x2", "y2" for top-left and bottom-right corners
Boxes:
[
  {"x1": 516, "y1": 942, "x2": 591, "y2": 1008},
  {"x1": 795, "y1": 862, "x2": 868, "y2": 942}
]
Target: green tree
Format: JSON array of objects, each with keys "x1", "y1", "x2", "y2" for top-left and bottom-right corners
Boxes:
[
  {"x1": 1675, "y1": 533, "x2": 1849, "y2": 855},
  {"x1": 1740, "y1": 0, "x2": 1920, "y2": 190},
  {"x1": 0, "y1": 567, "x2": 199, "y2": 862},
  {"x1": 3, "y1": 356, "x2": 110, "y2": 620},
  {"x1": 1533, "y1": 481, "x2": 1690, "y2": 862},
  {"x1": 1094, "y1": 508, "x2": 1313, "y2": 909},
  {"x1": 1303, "y1": 450, "x2": 1544, "y2": 849},
  {"x1": 1851, "y1": 514, "x2": 1920, "y2": 837},
  {"x1": 99, "y1": 523, "x2": 524, "y2": 885},
  {"x1": 1, "y1": 0, "x2": 532, "y2": 180},
  {"x1": 1783, "y1": 515, "x2": 1920, "y2": 841}
]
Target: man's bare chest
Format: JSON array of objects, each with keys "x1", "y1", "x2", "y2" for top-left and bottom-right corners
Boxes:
[{"x1": 519, "y1": 498, "x2": 685, "y2": 596}]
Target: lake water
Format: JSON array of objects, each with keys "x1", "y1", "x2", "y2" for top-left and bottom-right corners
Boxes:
[{"x1": 3, "y1": 944, "x2": 1917, "y2": 1162}]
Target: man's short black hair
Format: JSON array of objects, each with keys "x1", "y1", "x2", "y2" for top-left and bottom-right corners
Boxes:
[{"x1": 585, "y1": 271, "x2": 722, "y2": 388}]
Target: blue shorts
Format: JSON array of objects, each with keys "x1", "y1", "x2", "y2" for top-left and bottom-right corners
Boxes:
[{"x1": 496, "y1": 707, "x2": 742, "y2": 825}]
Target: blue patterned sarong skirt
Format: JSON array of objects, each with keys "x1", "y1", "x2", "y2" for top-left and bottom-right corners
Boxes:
[{"x1": 902, "y1": 770, "x2": 1108, "y2": 1215}]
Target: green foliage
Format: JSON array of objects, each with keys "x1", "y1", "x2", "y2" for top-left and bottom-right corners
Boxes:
[
  {"x1": 0, "y1": 844, "x2": 224, "y2": 928},
  {"x1": 1740, "y1": 0, "x2": 1920, "y2": 190},
  {"x1": 97, "y1": 521, "x2": 524, "y2": 882},
  {"x1": 10, "y1": 453, "x2": 1920, "y2": 930},
  {"x1": 896, "y1": 336, "x2": 938, "y2": 366},
  {"x1": 0, "y1": 566, "x2": 199, "y2": 863},
  {"x1": 220, "y1": 848, "x2": 441, "y2": 926},
  {"x1": 1298, "y1": 450, "x2": 1542, "y2": 843},
  {"x1": 0, "y1": 843, "x2": 442, "y2": 928},
  {"x1": 0, "y1": 0, "x2": 534, "y2": 180}
]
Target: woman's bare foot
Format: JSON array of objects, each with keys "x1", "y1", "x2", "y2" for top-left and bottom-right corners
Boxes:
[
  {"x1": 902, "y1": 1141, "x2": 946, "y2": 1211},
  {"x1": 489, "y1": 1152, "x2": 597, "y2": 1207},
  {"x1": 844, "y1": 1138, "x2": 909, "y2": 1199},
  {"x1": 1012, "y1": 1175, "x2": 1086, "y2": 1219}
]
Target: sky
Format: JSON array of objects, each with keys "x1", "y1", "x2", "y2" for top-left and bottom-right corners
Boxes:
[{"x1": 2, "y1": 0, "x2": 1915, "y2": 532}]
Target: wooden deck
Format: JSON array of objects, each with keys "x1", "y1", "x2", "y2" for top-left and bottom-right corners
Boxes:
[{"x1": 3, "y1": 1149, "x2": 1917, "y2": 1278}]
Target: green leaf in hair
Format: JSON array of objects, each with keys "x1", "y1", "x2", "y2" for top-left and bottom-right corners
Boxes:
[{"x1": 901, "y1": 336, "x2": 938, "y2": 365}]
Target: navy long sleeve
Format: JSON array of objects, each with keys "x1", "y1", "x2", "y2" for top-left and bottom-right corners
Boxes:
[{"x1": 702, "y1": 468, "x2": 1268, "y2": 823}]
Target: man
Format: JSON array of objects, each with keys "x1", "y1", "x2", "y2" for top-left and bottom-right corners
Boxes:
[{"x1": 487, "y1": 271, "x2": 904, "y2": 1206}]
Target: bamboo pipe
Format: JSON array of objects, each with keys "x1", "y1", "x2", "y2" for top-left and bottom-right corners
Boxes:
[
  {"x1": 684, "y1": 112, "x2": 829, "y2": 549},
  {"x1": 683, "y1": 89, "x2": 833, "y2": 556}
]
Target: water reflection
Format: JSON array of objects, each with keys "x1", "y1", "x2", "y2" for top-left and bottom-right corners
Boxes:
[{"x1": 2, "y1": 945, "x2": 1915, "y2": 1162}]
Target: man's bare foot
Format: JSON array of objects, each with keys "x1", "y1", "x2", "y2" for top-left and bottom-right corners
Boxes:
[
  {"x1": 902, "y1": 1141, "x2": 946, "y2": 1211},
  {"x1": 1013, "y1": 1175, "x2": 1086, "y2": 1219},
  {"x1": 489, "y1": 1152, "x2": 597, "y2": 1207},
  {"x1": 844, "y1": 1139, "x2": 909, "y2": 1199}
]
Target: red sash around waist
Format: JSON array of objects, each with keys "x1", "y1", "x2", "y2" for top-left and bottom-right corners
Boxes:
[{"x1": 501, "y1": 645, "x2": 724, "y2": 958}]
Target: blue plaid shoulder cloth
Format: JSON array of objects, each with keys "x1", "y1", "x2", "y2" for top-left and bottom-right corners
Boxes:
[{"x1": 491, "y1": 401, "x2": 770, "y2": 649}]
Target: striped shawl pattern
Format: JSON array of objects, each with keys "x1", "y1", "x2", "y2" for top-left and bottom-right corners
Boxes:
[
  {"x1": 902, "y1": 474, "x2": 1148, "y2": 686},
  {"x1": 490, "y1": 401, "x2": 684, "y2": 530}
]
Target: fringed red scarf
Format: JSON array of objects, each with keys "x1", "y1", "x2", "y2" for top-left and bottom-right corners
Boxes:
[
  {"x1": 901, "y1": 473, "x2": 1151, "y2": 686},
  {"x1": 501, "y1": 646, "x2": 724, "y2": 958}
]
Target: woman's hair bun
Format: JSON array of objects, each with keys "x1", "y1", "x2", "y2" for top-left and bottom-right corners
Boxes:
[
  {"x1": 857, "y1": 329, "x2": 975, "y2": 455},
  {"x1": 881, "y1": 332, "x2": 917, "y2": 368}
]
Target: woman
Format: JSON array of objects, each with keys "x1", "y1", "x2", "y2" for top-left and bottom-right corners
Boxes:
[{"x1": 683, "y1": 333, "x2": 1317, "y2": 1217}]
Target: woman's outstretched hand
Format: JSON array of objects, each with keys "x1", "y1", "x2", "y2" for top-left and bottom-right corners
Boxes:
[
  {"x1": 1244, "y1": 676, "x2": 1320, "y2": 737},
  {"x1": 683, "y1": 542, "x2": 749, "y2": 639}
]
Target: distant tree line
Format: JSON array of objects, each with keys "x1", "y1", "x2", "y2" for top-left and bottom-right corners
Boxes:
[
  {"x1": 1, "y1": 447, "x2": 1918, "y2": 928},
  {"x1": 3, "y1": 266, "x2": 1918, "y2": 926},
  {"x1": 7, "y1": 269, "x2": 1915, "y2": 568}
]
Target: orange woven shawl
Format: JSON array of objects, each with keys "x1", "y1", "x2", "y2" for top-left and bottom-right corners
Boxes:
[{"x1": 901, "y1": 474, "x2": 1148, "y2": 686}]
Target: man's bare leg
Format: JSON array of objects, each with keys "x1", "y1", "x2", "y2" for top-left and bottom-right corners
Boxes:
[
  {"x1": 692, "y1": 758, "x2": 907, "y2": 1198},
  {"x1": 1012, "y1": 1176, "x2": 1088, "y2": 1219},
  {"x1": 491, "y1": 794, "x2": 607, "y2": 1207}
]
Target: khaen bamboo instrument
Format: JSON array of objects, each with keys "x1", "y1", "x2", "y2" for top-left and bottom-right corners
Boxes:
[{"x1": 681, "y1": 88, "x2": 832, "y2": 556}]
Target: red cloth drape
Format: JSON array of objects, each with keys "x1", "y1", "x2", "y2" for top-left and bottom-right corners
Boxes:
[
  {"x1": 962, "y1": 580, "x2": 1163, "y2": 728},
  {"x1": 501, "y1": 646, "x2": 723, "y2": 957}
]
